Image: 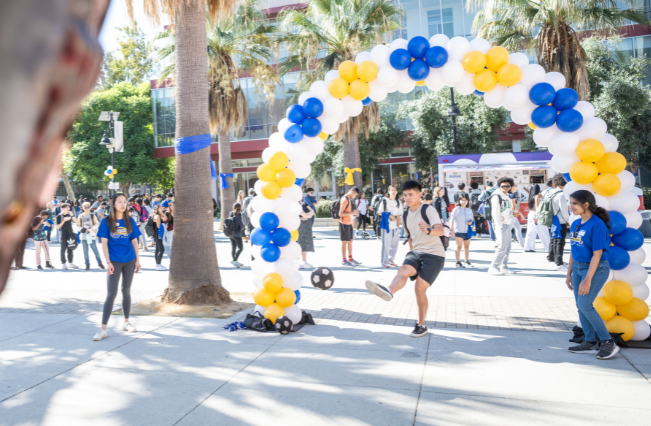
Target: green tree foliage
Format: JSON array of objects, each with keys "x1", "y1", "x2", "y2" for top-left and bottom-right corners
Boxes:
[
  {"x1": 66, "y1": 82, "x2": 173, "y2": 193},
  {"x1": 398, "y1": 90, "x2": 508, "y2": 172},
  {"x1": 101, "y1": 24, "x2": 153, "y2": 89}
]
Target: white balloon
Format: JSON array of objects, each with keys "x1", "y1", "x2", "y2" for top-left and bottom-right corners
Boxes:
[
  {"x1": 286, "y1": 143, "x2": 308, "y2": 163},
  {"x1": 252, "y1": 195, "x2": 273, "y2": 212},
  {"x1": 624, "y1": 211, "x2": 643, "y2": 230},
  {"x1": 278, "y1": 118, "x2": 292, "y2": 134},
  {"x1": 284, "y1": 304, "x2": 303, "y2": 324},
  {"x1": 310, "y1": 81, "x2": 330, "y2": 101},
  {"x1": 368, "y1": 80, "x2": 388, "y2": 102},
  {"x1": 355, "y1": 51, "x2": 371, "y2": 64},
  {"x1": 322, "y1": 98, "x2": 342, "y2": 118},
  {"x1": 607, "y1": 269, "x2": 615, "y2": 283},
  {"x1": 253, "y1": 304, "x2": 265, "y2": 315},
  {"x1": 251, "y1": 244, "x2": 262, "y2": 260},
  {"x1": 281, "y1": 184, "x2": 304, "y2": 202},
  {"x1": 468, "y1": 37, "x2": 490, "y2": 54},
  {"x1": 338, "y1": 113, "x2": 351, "y2": 123},
  {"x1": 370, "y1": 44, "x2": 391, "y2": 68},
  {"x1": 613, "y1": 262, "x2": 648, "y2": 286},
  {"x1": 268, "y1": 132, "x2": 285, "y2": 149},
  {"x1": 254, "y1": 178, "x2": 265, "y2": 195},
  {"x1": 629, "y1": 248, "x2": 647, "y2": 265},
  {"x1": 325, "y1": 70, "x2": 340, "y2": 84},
  {"x1": 455, "y1": 72, "x2": 476, "y2": 95},
  {"x1": 424, "y1": 68, "x2": 446, "y2": 91},
  {"x1": 508, "y1": 52, "x2": 530, "y2": 69},
  {"x1": 552, "y1": 132, "x2": 581, "y2": 156},
  {"x1": 543, "y1": 72, "x2": 566, "y2": 91},
  {"x1": 288, "y1": 161, "x2": 311, "y2": 179},
  {"x1": 609, "y1": 191, "x2": 640, "y2": 214},
  {"x1": 574, "y1": 101, "x2": 595, "y2": 119},
  {"x1": 632, "y1": 283, "x2": 649, "y2": 300},
  {"x1": 631, "y1": 320, "x2": 651, "y2": 341},
  {"x1": 511, "y1": 108, "x2": 533, "y2": 125},
  {"x1": 319, "y1": 116, "x2": 339, "y2": 135},
  {"x1": 389, "y1": 38, "x2": 408, "y2": 52},
  {"x1": 297, "y1": 91, "x2": 313, "y2": 105},
  {"x1": 279, "y1": 214, "x2": 300, "y2": 232},
  {"x1": 547, "y1": 143, "x2": 557, "y2": 156},
  {"x1": 396, "y1": 70, "x2": 417, "y2": 93},
  {"x1": 261, "y1": 147, "x2": 274, "y2": 163},
  {"x1": 250, "y1": 211, "x2": 261, "y2": 229},
  {"x1": 272, "y1": 199, "x2": 292, "y2": 219},
  {"x1": 302, "y1": 137, "x2": 323, "y2": 156},
  {"x1": 341, "y1": 95, "x2": 364, "y2": 116},
  {"x1": 447, "y1": 37, "x2": 470, "y2": 61},
  {"x1": 617, "y1": 170, "x2": 636, "y2": 192},
  {"x1": 284, "y1": 271, "x2": 304, "y2": 292},
  {"x1": 484, "y1": 83, "x2": 507, "y2": 108},
  {"x1": 290, "y1": 201, "x2": 303, "y2": 215},
  {"x1": 252, "y1": 258, "x2": 275, "y2": 277},
  {"x1": 429, "y1": 34, "x2": 450, "y2": 48},
  {"x1": 576, "y1": 117, "x2": 607, "y2": 140},
  {"x1": 441, "y1": 60, "x2": 464, "y2": 83},
  {"x1": 274, "y1": 257, "x2": 298, "y2": 277},
  {"x1": 552, "y1": 152, "x2": 580, "y2": 173},
  {"x1": 600, "y1": 133, "x2": 619, "y2": 152},
  {"x1": 593, "y1": 193, "x2": 610, "y2": 210},
  {"x1": 280, "y1": 241, "x2": 301, "y2": 260},
  {"x1": 533, "y1": 124, "x2": 560, "y2": 147},
  {"x1": 563, "y1": 181, "x2": 591, "y2": 201},
  {"x1": 504, "y1": 84, "x2": 530, "y2": 108},
  {"x1": 519, "y1": 64, "x2": 546, "y2": 88}
]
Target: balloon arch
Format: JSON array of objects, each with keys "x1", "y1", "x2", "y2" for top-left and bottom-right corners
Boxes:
[{"x1": 246, "y1": 34, "x2": 650, "y2": 340}]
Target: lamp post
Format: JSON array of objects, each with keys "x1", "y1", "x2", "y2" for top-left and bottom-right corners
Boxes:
[
  {"x1": 447, "y1": 88, "x2": 462, "y2": 155},
  {"x1": 99, "y1": 111, "x2": 120, "y2": 195}
]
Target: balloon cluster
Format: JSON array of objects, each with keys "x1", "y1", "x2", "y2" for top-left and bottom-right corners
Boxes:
[{"x1": 104, "y1": 166, "x2": 118, "y2": 178}]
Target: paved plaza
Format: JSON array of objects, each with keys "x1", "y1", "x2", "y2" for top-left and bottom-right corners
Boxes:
[{"x1": 1, "y1": 229, "x2": 650, "y2": 425}]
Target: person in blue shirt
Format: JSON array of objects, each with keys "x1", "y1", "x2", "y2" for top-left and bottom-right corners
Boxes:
[
  {"x1": 566, "y1": 190, "x2": 619, "y2": 360},
  {"x1": 152, "y1": 194, "x2": 162, "y2": 208},
  {"x1": 93, "y1": 193, "x2": 142, "y2": 342},
  {"x1": 161, "y1": 193, "x2": 173, "y2": 210},
  {"x1": 302, "y1": 188, "x2": 318, "y2": 224}
]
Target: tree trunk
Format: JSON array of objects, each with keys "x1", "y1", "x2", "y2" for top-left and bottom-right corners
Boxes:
[
  {"x1": 343, "y1": 132, "x2": 363, "y2": 192},
  {"x1": 217, "y1": 128, "x2": 235, "y2": 231},
  {"x1": 162, "y1": 1, "x2": 230, "y2": 305},
  {"x1": 122, "y1": 181, "x2": 131, "y2": 196},
  {"x1": 61, "y1": 172, "x2": 76, "y2": 202}
]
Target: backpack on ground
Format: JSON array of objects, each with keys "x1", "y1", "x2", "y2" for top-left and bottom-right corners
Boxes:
[
  {"x1": 538, "y1": 191, "x2": 562, "y2": 227},
  {"x1": 144, "y1": 216, "x2": 155, "y2": 237},
  {"x1": 402, "y1": 204, "x2": 450, "y2": 251},
  {"x1": 223, "y1": 215, "x2": 237, "y2": 238},
  {"x1": 331, "y1": 197, "x2": 348, "y2": 219}
]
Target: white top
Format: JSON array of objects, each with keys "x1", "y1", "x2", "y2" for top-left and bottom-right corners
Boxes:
[
  {"x1": 356, "y1": 198, "x2": 369, "y2": 215},
  {"x1": 375, "y1": 197, "x2": 403, "y2": 230},
  {"x1": 450, "y1": 207, "x2": 474, "y2": 234},
  {"x1": 491, "y1": 191, "x2": 513, "y2": 228}
]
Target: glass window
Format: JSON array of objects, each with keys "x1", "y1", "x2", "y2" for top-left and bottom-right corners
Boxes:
[
  {"x1": 391, "y1": 163, "x2": 411, "y2": 189},
  {"x1": 611, "y1": 38, "x2": 634, "y2": 63},
  {"x1": 316, "y1": 170, "x2": 333, "y2": 196},
  {"x1": 635, "y1": 35, "x2": 651, "y2": 86},
  {"x1": 247, "y1": 173, "x2": 258, "y2": 193},
  {"x1": 372, "y1": 165, "x2": 391, "y2": 192},
  {"x1": 427, "y1": 7, "x2": 454, "y2": 38},
  {"x1": 391, "y1": 147, "x2": 411, "y2": 157},
  {"x1": 232, "y1": 159, "x2": 247, "y2": 168},
  {"x1": 396, "y1": 0, "x2": 422, "y2": 39}
]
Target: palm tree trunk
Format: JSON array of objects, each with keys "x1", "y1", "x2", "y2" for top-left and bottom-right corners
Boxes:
[
  {"x1": 343, "y1": 132, "x2": 363, "y2": 191},
  {"x1": 162, "y1": 0, "x2": 230, "y2": 305},
  {"x1": 217, "y1": 128, "x2": 235, "y2": 231},
  {"x1": 61, "y1": 172, "x2": 76, "y2": 202}
]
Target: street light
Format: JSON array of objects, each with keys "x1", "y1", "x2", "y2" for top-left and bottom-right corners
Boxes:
[
  {"x1": 99, "y1": 111, "x2": 120, "y2": 194},
  {"x1": 447, "y1": 88, "x2": 462, "y2": 155}
]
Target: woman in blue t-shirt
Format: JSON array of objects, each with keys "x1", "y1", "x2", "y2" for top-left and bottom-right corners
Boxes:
[
  {"x1": 93, "y1": 193, "x2": 142, "y2": 341},
  {"x1": 566, "y1": 190, "x2": 618, "y2": 360}
]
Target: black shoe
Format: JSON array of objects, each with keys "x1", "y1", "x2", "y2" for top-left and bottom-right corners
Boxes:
[
  {"x1": 37, "y1": 265, "x2": 43, "y2": 270},
  {"x1": 525, "y1": 250, "x2": 535, "y2": 253},
  {"x1": 455, "y1": 261, "x2": 465, "y2": 268},
  {"x1": 99, "y1": 263, "x2": 105, "y2": 270},
  {"x1": 85, "y1": 265, "x2": 90, "y2": 270},
  {"x1": 597, "y1": 340, "x2": 620, "y2": 360},
  {"x1": 411, "y1": 324, "x2": 428, "y2": 338},
  {"x1": 569, "y1": 340, "x2": 599, "y2": 354},
  {"x1": 365, "y1": 280, "x2": 393, "y2": 301},
  {"x1": 465, "y1": 261, "x2": 473, "y2": 267},
  {"x1": 45, "y1": 261, "x2": 54, "y2": 269}
]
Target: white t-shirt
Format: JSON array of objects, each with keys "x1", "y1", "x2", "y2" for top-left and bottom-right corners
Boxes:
[
  {"x1": 356, "y1": 199, "x2": 369, "y2": 215},
  {"x1": 375, "y1": 197, "x2": 403, "y2": 230},
  {"x1": 405, "y1": 204, "x2": 445, "y2": 257}
]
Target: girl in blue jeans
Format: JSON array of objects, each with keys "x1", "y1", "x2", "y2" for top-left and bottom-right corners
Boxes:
[{"x1": 566, "y1": 190, "x2": 619, "y2": 360}]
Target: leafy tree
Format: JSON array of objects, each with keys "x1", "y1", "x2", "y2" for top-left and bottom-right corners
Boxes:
[
  {"x1": 101, "y1": 24, "x2": 153, "y2": 89},
  {"x1": 65, "y1": 82, "x2": 173, "y2": 195},
  {"x1": 397, "y1": 89, "x2": 509, "y2": 172}
]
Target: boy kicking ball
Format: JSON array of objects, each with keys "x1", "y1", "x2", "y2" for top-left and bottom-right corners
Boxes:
[{"x1": 365, "y1": 180, "x2": 446, "y2": 337}]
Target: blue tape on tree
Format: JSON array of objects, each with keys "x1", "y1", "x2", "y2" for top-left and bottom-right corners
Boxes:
[
  {"x1": 174, "y1": 134, "x2": 217, "y2": 180},
  {"x1": 219, "y1": 173, "x2": 234, "y2": 189}
]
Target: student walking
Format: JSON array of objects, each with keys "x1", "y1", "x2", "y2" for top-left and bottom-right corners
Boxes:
[
  {"x1": 298, "y1": 200, "x2": 315, "y2": 269},
  {"x1": 152, "y1": 206, "x2": 167, "y2": 270},
  {"x1": 488, "y1": 177, "x2": 515, "y2": 276},
  {"x1": 509, "y1": 184, "x2": 526, "y2": 248},
  {"x1": 450, "y1": 194, "x2": 474, "y2": 268},
  {"x1": 45, "y1": 202, "x2": 54, "y2": 242},
  {"x1": 365, "y1": 180, "x2": 446, "y2": 337},
  {"x1": 163, "y1": 203, "x2": 174, "y2": 258},
  {"x1": 433, "y1": 186, "x2": 449, "y2": 224},
  {"x1": 524, "y1": 184, "x2": 551, "y2": 252},
  {"x1": 375, "y1": 186, "x2": 403, "y2": 268},
  {"x1": 355, "y1": 192, "x2": 369, "y2": 236},
  {"x1": 338, "y1": 187, "x2": 361, "y2": 267},
  {"x1": 479, "y1": 181, "x2": 497, "y2": 241},
  {"x1": 370, "y1": 188, "x2": 385, "y2": 238},
  {"x1": 546, "y1": 174, "x2": 569, "y2": 271},
  {"x1": 453, "y1": 183, "x2": 468, "y2": 202},
  {"x1": 93, "y1": 194, "x2": 142, "y2": 341},
  {"x1": 134, "y1": 198, "x2": 149, "y2": 251},
  {"x1": 228, "y1": 203, "x2": 245, "y2": 268},
  {"x1": 77, "y1": 202, "x2": 105, "y2": 270},
  {"x1": 566, "y1": 190, "x2": 619, "y2": 359},
  {"x1": 32, "y1": 211, "x2": 54, "y2": 270},
  {"x1": 56, "y1": 203, "x2": 78, "y2": 269}
]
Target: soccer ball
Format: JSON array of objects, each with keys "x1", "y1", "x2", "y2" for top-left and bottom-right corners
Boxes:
[
  {"x1": 275, "y1": 316, "x2": 293, "y2": 335},
  {"x1": 311, "y1": 267, "x2": 335, "y2": 290}
]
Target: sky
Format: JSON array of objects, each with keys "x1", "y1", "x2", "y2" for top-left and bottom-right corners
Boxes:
[{"x1": 99, "y1": 0, "x2": 170, "y2": 53}]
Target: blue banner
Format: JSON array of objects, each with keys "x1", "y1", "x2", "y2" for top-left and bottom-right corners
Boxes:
[{"x1": 174, "y1": 134, "x2": 217, "y2": 180}]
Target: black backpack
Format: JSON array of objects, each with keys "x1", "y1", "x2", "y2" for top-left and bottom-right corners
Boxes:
[
  {"x1": 402, "y1": 204, "x2": 450, "y2": 251},
  {"x1": 223, "y1": 215, "x2": 237, "y2": 238},
  {"x1": 144, "y1": 216, "x2": 155, "y2": 237},
  {"x1": 470, "y1": 192, "x2": 482, "y2": 214},
  {"x1": 484, "y1": 192, "x2": 505, "y2": 222},
  {"x1": 332, "y1": 197, "x2": 349, "y2": 219}
]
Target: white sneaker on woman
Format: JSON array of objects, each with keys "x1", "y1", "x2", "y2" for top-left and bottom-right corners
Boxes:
[
  {"x1": 155, "y1": 264, "x2": 167, "y2": 271},
  {"x1": 67, "y1": 263, "x2": 79, "y2": 269},
  {"x1": 93, "y1": 329, "x2": 107, "y2": 341},
  {"x1": 122, "y1": 322, "x2": 137, "y2": 333},
  {"x1": 300, "y1": 262, "x2": 313, "y2": 269}
]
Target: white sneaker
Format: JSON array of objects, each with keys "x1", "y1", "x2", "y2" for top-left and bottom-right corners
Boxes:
[
  {"x1": 61, "y1": 263, "x2": 68, "y2": 270},
  {"x1": 67, "y1": 263, "x2": 79, "y2": 269},
  {"x1": 122, "y1": 322, "x2": 137, "y2": 333},
  {"x1": 488, "y1": 267, "x2": 504, "y2": 276},
  {"x1": 236, "y1": 261, "x2": 245, "y2": 268},
  {"x1": 93, "y1": 328, "x2": 107, "y2": 341},
  {"x1": 556, "y1": 264, "x2": 568, "y2": 271},
  {"x1": 155, "y1": 264, "x2": 167, "y2": 271},
  {"x1": 301, "y1": 262, "x2": 313, "y2": 269},
  {"x1": 231, "y1": 260, "x2": 240, "y2": 268},
  {"x1": 501, "y1": 267, "x2": 516, "y2": 275}
]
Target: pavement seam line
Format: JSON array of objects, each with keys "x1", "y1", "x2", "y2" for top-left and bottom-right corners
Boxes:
[
  {"x1": 0, "y1": 313, "x2": 85, "y2": 344},
  {"x1": 0, "y1": 317, "x2": 182, "y2": 403},
  {"x1": 412, "y1": 331, "x2": 432, "y2": 426},
  {"x1": 619, "y1": 351, "x2": 651, "y2": 385}
]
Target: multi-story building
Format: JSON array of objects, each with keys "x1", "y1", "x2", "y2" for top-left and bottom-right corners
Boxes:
[{"x1": 151, "y1": 0, "x2": 651, "y2": 200}]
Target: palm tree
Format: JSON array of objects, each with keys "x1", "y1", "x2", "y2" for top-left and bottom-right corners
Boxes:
[
  {"x1": 278, "y1": 0, "x2": 403, "y2": 190},
  {"x1": 157, "y1": 0, "x2": 279, "y2": 230},
  {"x1": 469, "y1": 0, "x2": 649, "y2": 100},
  {"x1": 127, "y1": 0, "x2": 235, "y2": 305}
]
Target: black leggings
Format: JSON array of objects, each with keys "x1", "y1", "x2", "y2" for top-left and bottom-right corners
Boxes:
[
  {"x1": 357, "y1": 214, "x2": 368, "y2": 231},
  {"x1": 154, "y1": 233, "x2": 165, "y2": 265},
  {"x1": 230, "y1": 237, "x2": 243, "y2": 261},
  {"x1": 102, "y1": 259, "x2": 136, "y2": 324}
]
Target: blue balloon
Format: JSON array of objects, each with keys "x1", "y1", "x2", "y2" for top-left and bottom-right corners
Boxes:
[
  {"x1": 609, "y1": 246, "x2": 631, "y2": 270},
  {"x1": 408, "y1": 58, "x2": 430, "y2": 81},
  {"x1": 260, "y1": 243, "x2": 281, "y2": 262},
  {"x1": 408, "y1": 36, "x2": 430, "y2": 59},
  {"x1": 612, "y1": 228, "x2": 644, "y2": 251},
  {"x1": 474, "y1": 90, "x2": 484, "y2": 96},
  {"x1": 529, "y1": 82, "x2": 556, "y2": 106},
  {"x1": 556, "y1": 109, "x2": 583, "y2": 132},
  {"x1": 259, "y1": 212, "x2": 279, "y2": 232},
  {"x1": 563, "y1": 173, "x2": 572, "y2": 183},
  {"x1": 389, "y1": 48, "x2": 411, "y2": 70},
  {"x1": 531, "y1": 105, "x2": 557, "y2": 128},
  {"x1": 271, "y1": 227, "x2": 291, "y2": 247},
  {"x1": 286, "y1": 104, "x2": 306, "y2": 124},
  {"x1": 294, "y1": 290, "x2": 301, "y2": 305},
  {"x1": 301, "y1": 117, "x2": 322, "y2": 137},
  {"x1": 284, "y1": 124, "x2": 304, "y2": 143},
  {"x1": 552, "y1": 88, "x2": 579, "y2": 111},
  {"x1": 295, "y1": 178, "x2": 305, "y2": 187},
  {"x1": 608, "y1": 210, "x2": 627, "y2": 235},
  {"x1": 425, "y1": 46, "x2": 448, "y2": 68},
  {"x1": 250, "y1": 228, "x2": 272, "y2": 246},
  {"x1": 302, "y1": 97, "x2": 323, "y2": 118},
  {"x1": 361, "y1": 97, "x2": 373, "y2": 106}
]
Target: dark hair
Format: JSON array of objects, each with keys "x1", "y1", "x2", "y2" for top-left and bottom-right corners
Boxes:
[
  {"x1": 528, "y1": 184, "x2": 541, "y2": 210},
  {"x1": 144, "y1": 199, "x2": 151, "y2": 206},
  {"x1": 401, "y1": 180, "x2": 422, "y2": 192},
  {"x1": 39, "y1": 210, "x2": 48, "y2": 216},
  {"x1": 306, "y1": 187, "x2": 314, "y2": 192},
  {"x1": 442, "y1": 187, "x2": 451, "y2": 206},
  {"x1": 233, "y1": 202, "x2": 242, "y2": 215},
  {"x1": 350, "y1": 187, "x2": 360, "y2": 195},
  {"x1": 470, "y1": 181, "x2": 478, "y2": 190},
  {"x1": 60, "y1": 203, "x2": 70, "y2": 209},
  {"x1": 376, "y1": 188, "x2": 384, "y2": 195},
  {"x1": 552, "y1": 173, "x2": 567, "y2": 188},
  {"x1": 546, "y1": 178, "x2": 553, "y2": 187},
  {"x1": 486, "y1": 181, "x2": 493, "y2": 187},
  {"x1": 136, "y1": 198, "x2": 143, "y2": 205},
  {"x1": 497, "y1": 177, "x2": 514, "y2": 187},
  {"x1": 570, "y1": 190, "x2": 610, "y2": 229},
  {"x1": 107, "y1": 193, "x2": 133, "y2": 234},
  {"x1": 423, "y1": 194, "x2": 433, "y2": 201},
  {"x1": 167, "y1": 193, "x2": 173, "y2": 198},
  {"x1": 100, "y1": 202, "x2": 107, "y2": 207},
  {"x1": 458, "y1": 183, "x2": 466, "y2": 190},
  {"x1": 455, "y1": 193, "x2": 470, "y2": 207}
]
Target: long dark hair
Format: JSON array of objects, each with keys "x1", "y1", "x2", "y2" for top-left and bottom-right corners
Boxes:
[
  {"x1": 570, "y1": 190, "x2": 610, "y2": 229},
  {"x1": 233, "y1": 202, "x2": 242, "y2": 215},
  {"x1": 455, "y1": 193, "x2": 469, "y2": 207},
  {"x1": 107, "y1": 193, "x2": 132, "y2": 234},
  {"x1": 528, "y1": 184, "x2": 541, "y2": 210}
]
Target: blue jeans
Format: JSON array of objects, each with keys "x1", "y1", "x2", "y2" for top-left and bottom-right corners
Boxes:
[
  {"x1": 572, "y1": 260, "x2": 611, "y2": 343},
  {"x1": 82, "y1": 239, "x2": 102, "y2": 266},
  {"x1": 487, "y1": 220, "x2": 496, "y2": 241}
]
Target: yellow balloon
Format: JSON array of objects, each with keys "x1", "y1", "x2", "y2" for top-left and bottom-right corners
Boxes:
[
  {"x1": 604, "y1": 280, "x2": 634, "y2": 306},
  {"x1": 328, "y1": 77, "x2": 349, "y2": 99},
  {"x1": 261, "y1": 181, "x2": 282, "y2": 200},
  {"x1": 319, "y1": 132, "x2": 328, "y2": 140},
  {"x1": 462, "y1": 51, "x2": 486, "y2": 73},
  {"x1": 416, "y1": 80, "x2": 426, "y2": 86},
  {"x1": 496, "y1": 63, "x2": 522, "y2": 87},
  {"x1": 257, "y1": 163, "x2": 276, "y2": 182},
  {"x1": 485, "y1": 46, "x2": 509, "y2": 71},
  {"x1": 276, "y1": 168, "x2": 296, "y2": 188},
  {"x1": 254, "y1": 287, "x2": 275, "y2": 307},
  {"x1": 617, "y1": 297, "x2": 650, "y2": 321},
  {"x1": 576, "y1": 139, "x2": 605, "y2": 163},
  {"x1": 595, "y1": 152, "x2": 626, "y2": 175},
  {"x1": 264, "y1": 303, "x2": 285, "y2": 323},
  {"x1": 606, "y1": 316, "x2": 636, "y2": 341},
  {"x1": 356, "y1": 60, "x2": 378, "y2": 82},
  {"x1": 474, "y1": 69, "x2": 497, "y2": 93},
  {"x1": 338, "y1": 60, "x2": 358, "y2": 83},
  {"x1": 290, "y1": 229, "x2": 299, "y2": 241},
  {"x1": 569, "y1": 161, "x2": 598, "y2": 185},
  {"x1": 112, "y1": 169, "x2": 118, "y2": 175},
  {"x1": 528, "y1": 122, "x2": 537, "y2": 130},
  {"x1": 263, "y1": 272, "x2": 283, "y2": 294},
  {"x1": 275, "y1": 287, "x2": 297, "y2": 308},
  {"x1": 593, "y1": 173, "x2": 621, "y2": 197},
  {"x1": 593, "y1": 297, "x2": 617, "y2": 321},
  {"x1": 349, "y1": 80, "x2": 370, "y2": 101},
  {"x1": 269, "y1": 151, "x2": 289, "y2": 170}
]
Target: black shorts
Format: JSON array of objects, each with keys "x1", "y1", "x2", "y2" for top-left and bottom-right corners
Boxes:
[
  {"x1": 339, "y1": 223, "x2": 353, "y2": 241},
  {"x1": 403, "y1": 252, "x2": 445, "y2": 285},
  {"x1": 454, "y1": 232, "x2": 471, "y2": 241}
]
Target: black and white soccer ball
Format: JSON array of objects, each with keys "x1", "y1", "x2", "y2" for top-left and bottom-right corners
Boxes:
[
  {"x1": 275, "y1": 316, "x2": 293, "y2": 335},
  {"x1": 310, "y1": 267, "x2": 335, "y2": 290}
]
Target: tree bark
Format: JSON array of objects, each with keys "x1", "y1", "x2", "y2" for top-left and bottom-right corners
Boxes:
[
  {"x1": 61, "y1": 172, "x2": 76, "y2": 202},
  {"x1": 217, "y1": 128, "x2": 235, "y2": 231},
  {"x1": 343, "y1": 132, "x2": 363, "y2": 192},
  {"x1": 162, "y1": 1, "x2": 230, "y2": 305},
  {"x1": 122, "y1": 181, "x2": 131, "y2": 196}
]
